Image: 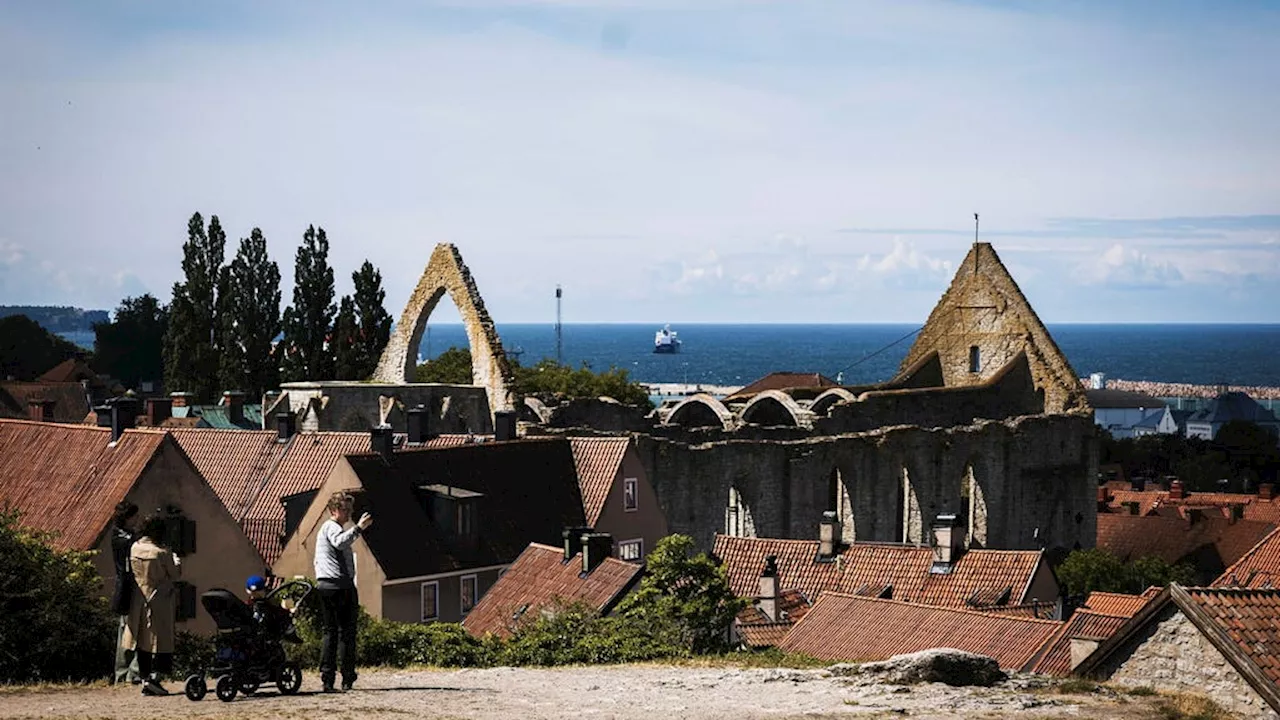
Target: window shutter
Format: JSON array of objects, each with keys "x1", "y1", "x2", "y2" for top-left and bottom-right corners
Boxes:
[
  {"x1": 175, "y1": 581, "x2": 197, "y2": 621},
  {"x1": 181, "y1": 518, "x2": 197, "y2": 555}
]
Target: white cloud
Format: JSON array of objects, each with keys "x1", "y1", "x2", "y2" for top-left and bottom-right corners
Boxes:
[
  {"x1": 857, "y1": 237, "x2": 953, "y2": 277},
  {"x1": 1076, "y1": 243, "x2": 1183, "y2": 289},
  {"x1": 0, "y1": 239, "x2": 24, "y2": 267}
]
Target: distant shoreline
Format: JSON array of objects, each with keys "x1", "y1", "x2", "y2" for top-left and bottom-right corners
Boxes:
[{"x1": 642, "y1": 378, "x2": 1280, "y2": 401}]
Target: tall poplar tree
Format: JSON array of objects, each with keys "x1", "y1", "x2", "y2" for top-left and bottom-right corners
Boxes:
[
  {"x1": 351, "y1": 260, "x2": 392, "y2": 378},
  {"x1": 331, "y1": 295, "x2": 361, "y2": 379},
  {"x1": 218, "y1": 228, "x2": 282, "y2": 398},
  {"x1": 280, "y1": 225, "x2": 336, "y2": 382},
  {"x1": 163, "y1": 212, "x2": 226, "y2": 400}
]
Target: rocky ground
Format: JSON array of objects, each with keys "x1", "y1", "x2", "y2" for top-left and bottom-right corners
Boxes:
[{"x1": 0, "y1": 665, "x2": 1213, "y2": 720}]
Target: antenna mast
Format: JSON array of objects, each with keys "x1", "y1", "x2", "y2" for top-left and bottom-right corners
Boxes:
[
  {"x1": 555, "y1": 285, "x2": 563, "y2": 365},
  {"x1": 973, "y1": 213, "x2": 980, "y2": 275}
]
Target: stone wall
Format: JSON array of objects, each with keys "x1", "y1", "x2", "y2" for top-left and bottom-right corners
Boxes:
[
  {"x1": 633, "y1": 412, "x2": 1098, "y2": 555},
  {"x1": 279, "y1": 382, "x2": 492, "y2": 434},
  {"x1": 899, "y1": 243, "x2": 1089, "y2": 415},
  {"x1": 1102, "y1": 606, "x2": 1279, "y2": 719},
  {"x1": 372, "y1": 243, "x2": 515, "y2": 415}
]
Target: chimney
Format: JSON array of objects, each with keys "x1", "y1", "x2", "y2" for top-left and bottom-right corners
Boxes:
[
  {"x1": 94, "y1": 405, "x2": 112, "y2": 428},
  {"x1": 27, "y1": 399, "x2": 55, "y2": 423},
  {"x1": 1096, "y1": 486, "x2": 1110, "y2": 509},
  {"x1": 170, "y1": 392, "x2": 191, "y2": 409},
  {"x1": 407, "y1": 405, "x2": 429, "y2": 444},
  {"x1": 562, "y1": 526, "x2": 592, "y2": 561},
  {"x1": 494, "y1": 410, "x2": 517, "y2": 442},
  {"x1": 817, "y1": 510, "x2": 841, "y2": 561},
  {"x1": 108, "y1": 397, "x2": 140, "y2": 442},
  {"x1": 580, "y1": 531, "x2": 613, "y2": 574},
  {"x1": 145, "y1": 397, "x2": 171, "y2": 427},
  {"x1": 1130, "y1": 477, "x2": 1145, "y2": 492},
  {"x1": 1169, "y1": 479, "x2": 1185, "y2": 500},
  {"x1": 222, "y1": 391, "x2": 245, "y2": 424},
  {"x1": 370, "y1": 425, "x2": 394, "y2": 461},
  {"x1": 758, "y1": 555, "x2": 780, "y2": 622},
  {"x1": 931, "y1": 513, "x2": 965, "y2": 566},
  {"x1": 1260, "y1": 483, "x2": 1275, "y2": 501},
  {"x1": 276, "y1": 411, "x2": 296, "y2": 442}
]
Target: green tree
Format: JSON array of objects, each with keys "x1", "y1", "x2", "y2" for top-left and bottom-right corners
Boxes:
[
  {"x1": 332, "y1": 295, "x2": 361, "y2": 379},
  {"x1": 0, "y1": 315, "x2": 82, "y2": 381},
  {"x1": 1055, "y1": 548, "x2": 1194, "y2": 597},
  {"x1": 0, "y1": 509, "x2": 114, "y2": 681},
  {"x1": 351, "y1": 260, "x2": 392, "y2": 378},
  {"x1": 280, "y1": 225, "x2": 336, "y2": 382},
  {"x1": 92, "y1": 294, "x2": 169, "y2": 390},
  {"x1": 614, "y1": 534, "x2": 746, "y2": 653},
  {"x1": 217, "y1": 228, "x2": 282, "y2": 398},
  {"x1": 163, "y1": 212, "x2": 227, "y2": 400},
  {"x1": 1214, "y1": 420, "x2": 1280, "y2": 488},
  {"x1": 416, "y1": 346, "x2": 474, "y2": 384}
]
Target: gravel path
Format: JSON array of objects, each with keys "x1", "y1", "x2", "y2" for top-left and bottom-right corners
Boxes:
[{"x1": 0, "y1": 665, "x2": 1173, "y2": 720}]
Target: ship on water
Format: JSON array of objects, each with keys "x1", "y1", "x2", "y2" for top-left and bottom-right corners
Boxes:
[{"x1": 654, "y1": 324, "x2": 682, "y2": 354}]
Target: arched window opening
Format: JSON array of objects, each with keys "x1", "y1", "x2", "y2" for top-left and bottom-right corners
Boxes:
[
  {"x1": 828, "y1": 468, "x2": 855, "y2": 543},
  {"x1": 900, "y1": 467, "x2": 921, "y2": 544},
  {"x1": 725, "y1": 485, "x2": 756, "y2": 538}
]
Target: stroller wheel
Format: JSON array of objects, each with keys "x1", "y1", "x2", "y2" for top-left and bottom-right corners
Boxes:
[
  {"x1": 276, "y1": 662, "x2": 302, "y2": 696},
  {"x1": 184, "y1": 675, "x2": 207, "y2": 702},
  {"x1": 215, "y1": 674, "x2": 238, "y2": 703}
]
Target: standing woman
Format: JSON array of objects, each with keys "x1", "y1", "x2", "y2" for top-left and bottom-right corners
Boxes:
[{"x1": 125, "y1": 514, "x2": 181, "y2": 696}]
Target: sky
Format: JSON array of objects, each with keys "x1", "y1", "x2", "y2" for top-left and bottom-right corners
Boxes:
[{"x1": 1, "y1": 0, "x2": 1278, "y2": 324}]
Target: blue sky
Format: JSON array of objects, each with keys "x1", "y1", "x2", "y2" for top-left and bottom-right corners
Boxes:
[{"x1": 1, "y1": 1, "x2": 1278, "y2": 323}]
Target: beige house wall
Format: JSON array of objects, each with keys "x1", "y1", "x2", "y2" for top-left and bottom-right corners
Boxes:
[
  {"x1": 593, "y1": 447, "x2": 669, "y2": 561},
  {"x1": 1102, "y1": 606, "x2": 1279, "y2": 719},
  {"x1": 100, "y1": 441, "x2": 266, "y2": 635},
  {"x1": 382, "y1": 568, "x2": 504, "y2": 625},
  {"x1": 272, "y1": 461, "x2": 389, "y2": 618}
]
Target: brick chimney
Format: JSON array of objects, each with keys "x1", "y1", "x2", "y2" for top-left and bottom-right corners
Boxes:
[
  {"x1": 580, "y1": 531, "x2": 613, "y2": 574},
  {"x1": 369, "y1": 424, "x2": 394, "y2": 461},
  {"x1": 1096, "y1": 486, "x2": 1110, "y2": 510},
  {"x1": 1260, "y1": 483, "x2": 1275, "y2": 501},
  {"x1": 931, "y1": 513, "x2": 965, "y2": 568},
  {"x1": 276, "y1": 411, "x2": 296, "y2": 442},
  {"x1": 27, "y1": 399, "x2": 55, "y2": 423},
  {"x1": 145, "y1": 397, "x2": 171, "y2": 427},
  {"x1": 817, "y1": 511, "x2": 841, "y2": 561},
  {"x1": 1169, "y1": 479, "x2": 1185, "y2": 500},
  {"x1": 407, "y1": 405, "x2": 429, "y2": 444},
  {"x1": 108, "y1": 396, "x2": 140, "y2": 442},
  {"x1": 758, "y1": 555, "x2": 780, "y2": 622},
  {"x1": 223, "y1": 390, "x2": 245, "y2": 425}
]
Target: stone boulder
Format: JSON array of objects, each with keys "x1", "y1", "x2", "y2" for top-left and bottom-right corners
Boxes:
[{"x1": 834, "y1": 648, "x2": 1006, "y2": 687}]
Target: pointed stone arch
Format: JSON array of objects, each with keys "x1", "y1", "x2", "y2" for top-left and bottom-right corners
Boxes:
[
  {"x1": 372, "y1": 243, "x2": 516, "y2": 414},
  {"x1": 961, "y1": 458, "x2": 990, "y2": 548},
  {"x1": 811, "y1": 388, "x2": 857, "y2": 416},
  {"x1": 740, "y1": 390, "x2": 807, "y2": 427},
  {"x1": 897, "y1": 464, "x2": 923, "y2": 544},
  {"x1": 827, "y1": 466, "x2": 856, "y2": 543},
  {"x1": 665, "y1": 393, "x2": 735, "y2": 430}
]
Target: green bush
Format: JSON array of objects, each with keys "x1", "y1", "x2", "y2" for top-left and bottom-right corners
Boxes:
[
  {"x1": 290, "y1": 601, "x2": 490, "y2": 668},
  {"x1": 498, "y1": 601, "x2": 685, "y2": 666},
  {"x1": 1055, "y1": 548, "x2": 1194, "y2": 596},
  {"x1": 173, "y1": 631, "x2": 216, "y2": 678},
  {"x1": 0, "y1": 509, "x2": 114, "y2": 682}
]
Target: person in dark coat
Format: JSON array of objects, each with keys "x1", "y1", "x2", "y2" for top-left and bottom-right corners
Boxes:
[{"x1": 110, "y1": 501, "x2": 141, "y2": 685}]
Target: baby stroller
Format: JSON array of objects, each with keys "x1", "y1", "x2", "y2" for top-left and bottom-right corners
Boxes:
[{"x1": 183, "y1": 577, "x2": 313, "y2": 702}]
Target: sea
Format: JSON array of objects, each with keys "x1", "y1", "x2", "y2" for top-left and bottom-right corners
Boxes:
[{"x1": 59, "y1": 323, "x2": 1280, "y2": 389}]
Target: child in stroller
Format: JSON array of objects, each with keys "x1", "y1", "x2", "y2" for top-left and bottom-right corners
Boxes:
[{"x1": 183, "y1": 576, "x2": 313, "y2": 702}]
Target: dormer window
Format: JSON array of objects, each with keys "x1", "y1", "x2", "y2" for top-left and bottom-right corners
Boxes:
[{"x1": 419, "y1": 484, "x2": 483, "y2": 541}]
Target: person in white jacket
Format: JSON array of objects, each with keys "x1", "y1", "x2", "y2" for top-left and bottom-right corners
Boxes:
[{"x1": 313, "y1": 491, "x2": 372, "y2": 692}]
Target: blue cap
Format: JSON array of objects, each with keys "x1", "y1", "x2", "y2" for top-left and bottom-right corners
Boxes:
[{"x1": 246, "y1": 574, "x2": 268, "y2": 592}]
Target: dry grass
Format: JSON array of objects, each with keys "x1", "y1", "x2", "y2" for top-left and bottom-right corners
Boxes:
[
  {"x1": 1153, "y1": 693, "x2": 1235, "y2": 720},
  {"x1": 0, "y1": 680, "x2": 109, "y2": 695},
  {"x1": 1046, "y1": 678, "x2": 1102, "y2": 694}
]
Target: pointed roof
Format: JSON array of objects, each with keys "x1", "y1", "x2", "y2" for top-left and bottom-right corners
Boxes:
[
  {"x1": 899, "y1": 243, "x2": 1087, "y2": 414},
  {"x1": 568, "y1": 436, "x2": 631, "y2": 525}
]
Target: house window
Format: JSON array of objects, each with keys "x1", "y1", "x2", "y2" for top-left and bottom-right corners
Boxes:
[
  {"x1": 618, "y1": 539, "x2": 643, "y2": 562},
  {"x1": 457, "y1": 503, "x2": 474, "y2": 536},
  {"x1": 460, "y1": 574, "x2": 478, "y2": 615},
  {"x1": 623, "y1": 478, "x2": 638, "y2": 512},
  {"x1": 421, "y1": 581, "x2": 439, "y2": 622},
  {"x1": 968, "y1": 346, "x2": 981, "y2": 373}
]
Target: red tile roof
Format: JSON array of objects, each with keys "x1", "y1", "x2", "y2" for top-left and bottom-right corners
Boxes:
[
  {"x1": 1182, "y1": 587, "x2": 1280, "y2": 686},
  {"x1": 462, "y1": 543, "x2": 643, "y2": 638},
  {"x1": 713, "y1": 535, "x2": 1045, "y2": 609},
  {"x1": 1215, "y1": 526, "x2": 1280, "y2": 589},
  {"x1": 1026, "y1": 610, "x2": 1130, "y2": 676},
  {"x1": 568, "y1": 436, "x2": 629, "y2": 525},
  {"x1": 739, "y1": 623, "x2": 794, "y2": 648},
  {"x1": 168, "y1": 429, "x2": 285, "y2": 519},
  {"x1": 724, "y1": 372, "x2": 838, "y2": 401},
  {"x1": 0, "y1": 381, "x2": 91, "y2": 424},
  {"x1": 1104, "y1": 488, "x2": 1280, "y2": 525},
  {"x1": 1097, "y1": 512, "x2": 1275, "y2": 578},
  {"x1": 734, "y1": 589, "x2": 812, "y2": 647},
  {"x1": 37, "y1": 358, "x2": 97, "y2": 384},
  {"x1": 779, "y1": 592, "x2": 1062, "y2": 670},
  {"x1": 0, "y1": 419, "x2": 167, "y2": 550},
  {"x1": 1082, "y1": 590, "x2": 1158, "y2": 618}
]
